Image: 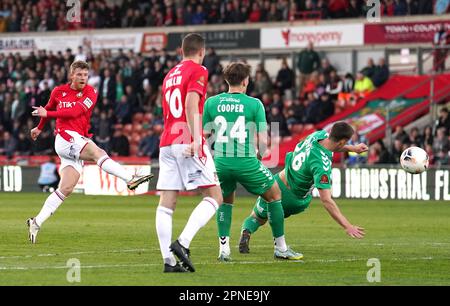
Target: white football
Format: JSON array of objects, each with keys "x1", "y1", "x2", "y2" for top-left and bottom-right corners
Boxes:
[{"x1": 400, "y1": 146, "x2": 429, "y2": 174}]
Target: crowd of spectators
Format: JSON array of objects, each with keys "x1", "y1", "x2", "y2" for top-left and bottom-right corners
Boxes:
[
  {"x1": 346, "y1": 107, "x2": 450, "y2": 166},
  {"x1": 0, "y1": 40, "x2": 447, "y2": 164},
  {"x1": 0, "y1": 0, "x2": 437, "y2": 33}
]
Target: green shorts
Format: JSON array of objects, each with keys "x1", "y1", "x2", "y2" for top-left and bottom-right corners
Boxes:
[
  {"x1": 253, "y1": 173, "x2": 312, "y2": 220},
  {"x1": 214, "y1": 157, "x2": 275, "y2": 198}
]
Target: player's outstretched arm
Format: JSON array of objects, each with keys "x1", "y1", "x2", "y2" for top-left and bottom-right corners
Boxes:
[
  {"x1": 340, "y1": 143, "x2": 368, "y2": 154},
  {"x1": 32, "y1": 104, "x2": 86, "y2": 119},
  {"x1": 318, "y1": 188, "x2": 365, "y2": 239}
]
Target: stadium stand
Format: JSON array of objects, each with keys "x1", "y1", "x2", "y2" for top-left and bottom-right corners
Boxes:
[
  {"x1": 0, "y1": 0, "x2": 439, "y2": 33},
  {"x1": 0, "y1": 2, "x2": 449, "y2": 168}
]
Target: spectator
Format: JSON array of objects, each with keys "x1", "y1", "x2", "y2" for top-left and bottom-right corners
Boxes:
[
  {"x1": 191, "y1": 5, "x2": 206, "y2": 25},
  {"x1": 354, "y1": 71, "x2": 375, "y2": 98},
  {"x1": 393, "y1": 125, "x2": 409, "y2": 143},
  {"x1": 408, "y1": 127, "x2": 423, "y2": 147},
  {"x1": 203, "y1": 48, "x2": 221, "y2": 77},
  {"x1": 406, "y1": 0, "x2": 420, "y2": 15},
  {"x1": 267, "y1": 105, "x2": 289, "y2": 137},
  {"x1": 377, "y1": 140, "x2": 394, "y2": 164},
  {"x1": 252, "y1": 71, "x2": 272, "y2": 99},
  {"x1": 37, "y1": 156, "x2": 60, "y2": 192},
  {"x1": 94, "y1": 111, "x2": 112, "y2": 152},
  {"x1": 2, "y1": 131, "x2": 17, "y2": 158},
  {"x1": 304, "y1": 92, "x2": 321, "y2": 124},
  {"x1": 15, "y1": 131, "x2": 32, "y2": 155},
  {"x1": 325, "y1": 70, "x2": 343, "y2": 101},
  {"x1": 275, "y1": 58, "x2": 294, "y2": 96},
  {"x1": 361, "y1": 58, "x2": 376, "y2": 79},
  {"x1": 437, "y1": 107, "x2": 450, "y2": 134},
  {"x1": 433, "y1": 23, "x2": 449, "y2": 72},
  {"x1": 328, "y1": 0, "x2": 349, "y2": 18},
  {"x1": 342, "y1": 73, "x2": 355, "y2": 93},
  {"x1": 115, "y1": 95, "x2": 132, "y2": 124},
  {"x1": 391, "y1": 139, "x2": 404, "y2": 162},
  {"x1": 110, "y1": 128, "x2": 130, "y2": 156},
  {"x1": 248, "y1": 2, "x2": 262, "y2": 22},
  {"x1": 138, "y1": 127, "x2": 159, "y2": 158},
  {"x1": 318, "y1": 58, "x2": 336, "y2": 82},
  {"x1": 394, "y1": 0, "x2": 408, "y2": 15},
  {"x1": 99, "y1": 68, "x2": 116, "y2": 103},
  {"x1": 372, "y1": 58, "x2": 390, "y2": 87},
  {"x1": 347, "y1": 132, "x2": 368, "y2": 165},
  {"x1": 318, "y1": 92, "x2": 335, "y2": 122},
  {"x1": 266, "y1": 2, "x2": 282, "y2": 21},
  {"x1": 423, "y1": 125, "x2": 434, "y2": 147},
  {"x1": 297, "y1": 42, "x2": 320, "y2": 94},
  {"x1": 432, "y1": 127, "x2": 450, "y2": 164},
  {"x1": 347, "y1": 0, "x2": 362, "y2": 18}
]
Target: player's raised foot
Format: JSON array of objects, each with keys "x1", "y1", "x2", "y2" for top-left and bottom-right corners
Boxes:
[
  {"x1": 274, "y1": 246, "x2": 304, "y2": 260},
  {"x1": 26, "y1": 218, "x2": 40, "y2": 244},
  {"x1": 127, "y1": 172, "x2": 154, "y2": 190},
  {"x1": 217, "y1": 251, "x2": 232, "y2": 262},
  {"x1": 163, "y1": 262, "x2": 188, "y2": 273},
  {"x1": 170, "y1": 240, "x2": 195, "y2": 272},
  {"x1": 239, "y1": 229, "x2": 251, "y2": 254}
]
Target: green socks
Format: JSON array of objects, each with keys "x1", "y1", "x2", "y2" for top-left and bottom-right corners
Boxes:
[
  {"x1": 267, "y1": 199, "x2": 284, "y2": 238},
  {"x1": 242, "y1": 215, "x2": 262, "y2": 234},
  {"x1": 217, "y1": 203, "x2": 233, "y2": 237}
]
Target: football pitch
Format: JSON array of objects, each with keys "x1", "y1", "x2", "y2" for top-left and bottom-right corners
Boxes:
[{"x1": 1, "y1": 193, "x2": 449, "y2": 286}]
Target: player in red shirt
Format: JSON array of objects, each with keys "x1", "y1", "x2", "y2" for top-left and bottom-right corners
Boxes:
[
  {"x1": 156, "y1": 34, "x2": 222, "y2": 273},
  {"x1": 26, "y1": 60, "x2": 153, "y2": 244}
]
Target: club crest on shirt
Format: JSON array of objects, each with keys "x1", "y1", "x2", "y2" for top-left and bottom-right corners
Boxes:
[
  {"x1": 320, "y1": 174, "x2": 329, "y2": 184},
  {"x1": 196, "y1": 76, "x2": 205, "y2": 87}
]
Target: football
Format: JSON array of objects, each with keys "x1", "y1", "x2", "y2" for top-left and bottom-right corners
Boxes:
[{"x1": 400, "y1": 146, "x2": 429, "y2": 174}]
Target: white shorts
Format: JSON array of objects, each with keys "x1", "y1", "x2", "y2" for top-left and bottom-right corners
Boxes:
[
  {"x1": 54, "y1": 130, "x2": 92, "y2": 174},
  {"x1": 156, "y1": 144, "x2": 219, "y2": 191}
]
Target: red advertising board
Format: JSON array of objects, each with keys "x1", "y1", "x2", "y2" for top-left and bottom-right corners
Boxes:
[
  {"x1": 141, "y1": 33, "x2": 167, "y2": 52},
  {"x1": 365, "y1": 21, "x2": 450, "y2": 44}
]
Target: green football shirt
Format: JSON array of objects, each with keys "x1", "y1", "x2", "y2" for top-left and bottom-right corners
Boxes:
[
  {"x1": 203, "y1": 92, "x2": 267, "y2": 157},
  {"x1": 285, "y1": 130, "x2": 333, "y2": 199}
]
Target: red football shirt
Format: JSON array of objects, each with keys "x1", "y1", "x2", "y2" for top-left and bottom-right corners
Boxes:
[
  {"x1": 38, "y1": 83, "x2": 97, "y2": 141},
  {"x1": 160, "y1": 60, "x2": 209, "y2": 147}
]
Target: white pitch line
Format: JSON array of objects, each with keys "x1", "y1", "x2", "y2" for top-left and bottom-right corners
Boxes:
[
  {"x1": 1, "y1": 257, "x2": 450, "y2": 271},
  {"x1": 1, "y1": 242, "x2": 449, "y2": 260}
]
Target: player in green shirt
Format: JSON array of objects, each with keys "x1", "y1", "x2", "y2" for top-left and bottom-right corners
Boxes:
[
  {"x1": 203, "y1": 62, "x2": 302, "y2": 261},
  {"x1": 238, "y1": 122, "x2": 368, "y2": 256}
]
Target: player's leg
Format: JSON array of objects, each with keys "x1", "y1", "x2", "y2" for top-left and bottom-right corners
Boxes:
[
  {"x1": 216, "y1": 191, "x2": 235, "y2": 261},
  {"x1": 80, "y1": 141, "x2": 153, "y2": 190},
  {"x1": 214, "y1": 160, "x2": 237, "y2": 261},
  {"x1": 27, "y1": 165, "x2": 79, "y2": 244},
  {"x1": 171, "y1": 144, "x2": 221, "y2": 272},
  {"x1": 155, "y1": 146, "x2": 187, "y2": 273},
  {"x1": 239, "y1": 197, "x2": 268, "y2": 254},
  {"x1": 262, "y1": 176, "x2": 303, "y2": 260}
]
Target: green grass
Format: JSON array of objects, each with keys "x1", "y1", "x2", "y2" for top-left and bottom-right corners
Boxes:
[{"x1": 1, "y1": 193, "x2": 449, "y2": 285}]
